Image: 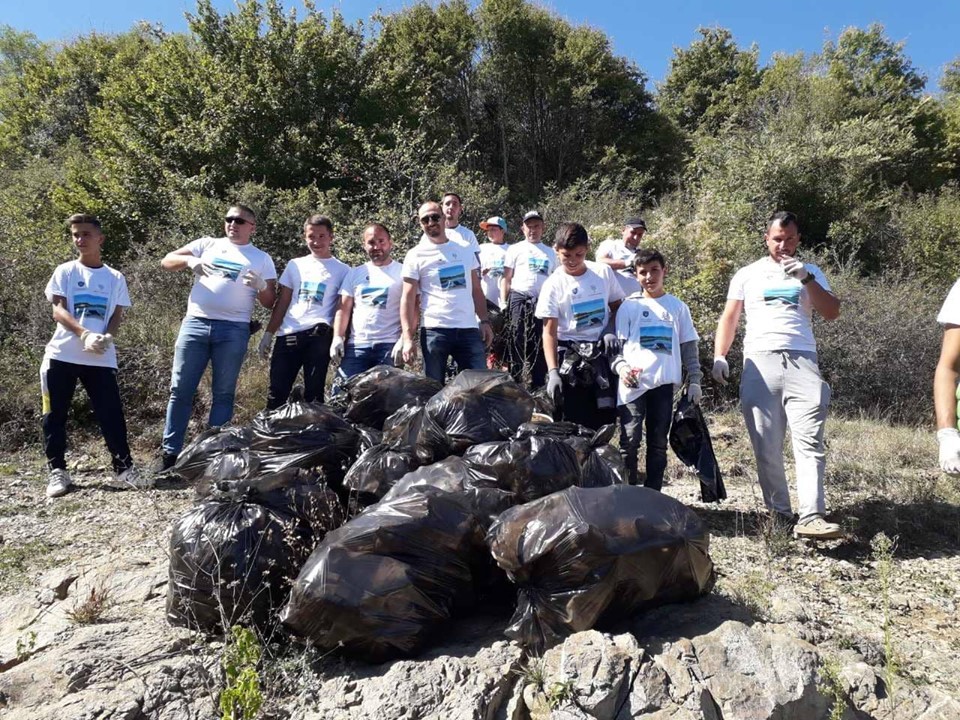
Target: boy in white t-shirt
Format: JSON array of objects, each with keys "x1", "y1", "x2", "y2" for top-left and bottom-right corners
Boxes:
[
  {"x1": 329, "y1": 222, "x2": 404, "y2": 378},
  {"x1": 258, "y1": 215, "x2": 350, "y2": 408},
  {"x1": 41, "y1": 214, "x2": 146, "y2": 497},
  {"x1": 611, "y1": 249, "x2": 701, "y2": 489},
  {"x1": 536, "y1": 222, "x2": 625, "y2": 429},
  {"x1": 158, "y1": 204, "x2": 277, "y2": 470},
  {"x1": 502, "y1": 210, "x2": 557, "y2": 388},
  {"x1": 713, "y1": 211, "x2": 842, "y2": 539},
  {"x1": 400, "y1": 201, "x2": 494, "y2": 382},
  {"x1": 478, "y1": 216, "x2": 509, "y2": 306},
  {"x1": 934, "y1": 279, "x2": 960, "y2": 473}
]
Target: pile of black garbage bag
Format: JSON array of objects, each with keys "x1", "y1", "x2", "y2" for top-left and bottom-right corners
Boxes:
[{"x1": 165, "y1": 366, "x2": 716, "y2": 658}]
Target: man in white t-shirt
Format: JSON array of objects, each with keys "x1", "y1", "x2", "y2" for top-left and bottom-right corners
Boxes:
[
  {"x1": 258, "y1": 215, "x2": 350, "y2": 408},
  {"x1": 536, "y1": 222, "x2": 625, "y2": 429},
  {"x1": 713, "y1": 211, "x2": 842, "y2": 539},
  {"x1": 441, "y1": 192, "x2": 481, "y2": 262},
  {"x1": 329, "y1": 222, "x2": 404, "y2": 378},
  {"x1": 934, "y1": 280, "x2": 960, "y2": 474},
  {"x1": 611, "y1": 249, "x2": 701, "y2": 488},
  {"x1": 41, "y1": 214, "x2": 147, "y2": 497},
  {"x1": 501, "y1": 210, "x2": 557, "y2": 388},
  {"x1": 595, "y1": 216, "x2": 646, "y2": 296},
  {"x1": 158, "y1": 204, "x2": 277, "y2": 470},
  {"x1": 400, "y1": 201, "x2": 494, "y2": 383}
]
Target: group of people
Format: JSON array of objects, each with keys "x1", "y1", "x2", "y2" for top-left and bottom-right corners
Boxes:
[{"x1": 42, "y1": 200, "x2": 887, "y2": 541}]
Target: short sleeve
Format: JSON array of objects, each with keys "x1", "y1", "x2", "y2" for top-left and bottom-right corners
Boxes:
[
  {"x1": 261, "y1": 254, "x2": 278, "y2": 281},
  {"x1": 115, "y1": 273, "x2": 132, "y2": 308},
  {"x1": 401, "y1": 249, "x2": 420, "y2": 281},
  {"x1": 602, "y1": 266, "x2": 626, "y2": 303},
  {"x1": 727, "y1": 267, "x2": 747, "y2": 301},
  {"x1": 808, "y1": 264, "x2": 831, "y2": 293},
  {"x1": 677, "y1": 301, "x2": 699, "y2": 343},
  {"x1": 504, "y1": 245, "x2": 518, "y2": 270},
  {"x1": 534, "y1": 278, "x2": 559, "y2": 319},
  {"x1": 595, "y1": 240, "x2": 613, "y2": 260},
  {"x1": 938, "y1": 278, "x2": 960, "y2": 326},
  {"x1": 339, "y1": 267, "x2": 358, "y2": 298},
  {"x1": 186, "y1": 237, "x2": 213, "y2": 257},
  {"x1": 278, "y1": 261, "x2": 297, "y2": 290},
  {"x1": 44, "y1": 265, "x2": 69, "y2": 302}
]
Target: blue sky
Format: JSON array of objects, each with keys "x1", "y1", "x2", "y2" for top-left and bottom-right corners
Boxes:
[{"x1": 5, "y1": 0, "x2": 959, "y2": 91}]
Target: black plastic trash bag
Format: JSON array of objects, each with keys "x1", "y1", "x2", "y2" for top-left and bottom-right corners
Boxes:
[
  {"x1": 355, "y1": 425, "x2": 384, "y2": 452},
  {"x1": 167, "y1": 474, "x2": 343, "y2": 633},
  {"x1": 487, "y1": 485, "x2": 714, "y2": 652},
  {"x1": 172, "y1": 426, "x2": 254, "y2": 483},
  {"x1": 381, "y1": 403, "x2": 425, "y2": 451},
  {"x1": 250, "y1": 400, "x2": 359, "y2": 476},
  {"x1": 581, "y1": 443, "x2": 627, "y2": 487},
  {"x1": 343, "y1": 444, "x2": 418, "y2": 508},
  {"x1": 381, "y1": 456, "x2": 515, "y2": 525},
  {"x1": 512, "y1": 421, "x2": 624, "y2": 488},
  {"x1": 415, "y1": 370, "x2": 534, "y2": 464},
  {"x1": 281, "y1": 487, "x2": 486, "y2": 662},
  {"x1": 199, "y1": 448, "x2": 260, "y2": 487},
  {"x1": 340, "y1": 366, "x2": 442, "y2": 430},
  {"x1": 669, "y1": 397, "x2": 727, "y2": 503},
  {"x1": 464, "y1": 436, "x2": 582, "y2": 504}
]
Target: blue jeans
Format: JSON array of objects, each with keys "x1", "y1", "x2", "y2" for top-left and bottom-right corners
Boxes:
[
  {"x1": 617, "y1": 383, "x2": 674, "y2": 490},
  {"x1": 162, "y1": 316, "x2": 250, "y2": 455},
  {"x1": 420, "y1": 327, "x2": 487, "y2": 383},
  {"x1": 267, "y1": 324, "x2": 333, "y2": 409},
  {"x1": 340, "y1": 342, "x2": 395, "y2": 379}
]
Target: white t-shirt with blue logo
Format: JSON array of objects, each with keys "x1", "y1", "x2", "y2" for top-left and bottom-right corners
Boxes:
[
  {"x1": 616, "y1": 293, "x2": 698, "y2": 404},
  {"x1": 277, "y1": 255, "x2": 351, "y2": 336},
  {"x1": 505, "y1": 241, "x2": 557, "y2": 298},
  {"x1": 596, "y1": 238, "x2": 641, "y2": 296},
  {"x1": 479, "y1": 242, "x2": 509, "y2": 305},
  {"x1": 339, "y1": 260, "x2": 403, "y2": 347},
  {"x1": 184, "y1": 237, "x2": 277, "y2": 323},
  {"x1": 402, "y1": 240, "x2": 480, "y2": 330},
  {"x1": 535, "y1": 261, "x2": 625, "y2": 342},
  {"x1": 728, "y1": 256, "x2": 830, "y2": 355},
  {"x1": 43, "y1": 260, "x2": 131, "y2": 369}
]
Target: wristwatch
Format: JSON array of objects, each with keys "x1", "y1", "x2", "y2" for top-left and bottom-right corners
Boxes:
[{"x1": 800, "y1": 274, "x2": 814, "y2": 285}]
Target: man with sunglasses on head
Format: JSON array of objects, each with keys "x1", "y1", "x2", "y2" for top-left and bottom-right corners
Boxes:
[
  {"x1": 155, "y1": 204, "x2": 276, "y2": 472},
  {"x1": 400, "y1": 201, "x2": 494, "y2": 383}
]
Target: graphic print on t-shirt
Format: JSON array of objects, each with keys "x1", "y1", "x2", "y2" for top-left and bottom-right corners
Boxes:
[
  {"x1": 639, "y1": 324, "x2": 673, "y2": 353},
  {"x1": 528, "y1": 257, "x2": 550, "y2": 275},
  {"x1": 210, "y1": 258, "x2": 244, "y2": 280},
  {"x1": 489, "y1": 259, "x2": 505, "y2": 277},
  {"x1": 299, "y1": 281, "x2": 327, "y2": 304},
  {"x1": 762, "y1": 284, "x2": 801, "y2": 306},
  {"x1": 73, "y1": 293, "x2": 108, "y2": 320},
  {"x1": 572, "y1": 297, "x2": 605, "y2": 329},
  {"x1": 439, "y1": 265, "x2": 466, "y2": 290},
  {"x1": 359, "y1": 285, "x2": 389, "y2": 307}
]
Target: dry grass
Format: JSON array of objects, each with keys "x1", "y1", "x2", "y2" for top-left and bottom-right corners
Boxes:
[{"x1": 67, "y1": 585, "x2": 114, "y2": 625}]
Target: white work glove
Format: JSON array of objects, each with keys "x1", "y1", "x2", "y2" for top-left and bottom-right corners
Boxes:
[
  {"x1": 499, "y1": 297, "x2": 508, "y2": 312},
  {"x1": 780, "y1": 256, "x2": 809, "y2": 282},
  {"x1": 185, "y1": 255, "x2": 216, "y2": 277},
  {"x1": 391, "y1": 337, "x2": 404, "y2": 367},
  {"x1": 258, "y1": 331, "x2": 274, "y2": 361},
  {"x1": 711, "y1": 357, "x2": 729, "y2": 386},
  {"x1": 546, "y1": 368, "x2": 563, "y2": 403},
  {"x1": 89, "y1": 333, "x2": 114, "y2": 353},
  {"x1": 81, "y1": 330, "x2": 106, "y2": 354},
  {"x1": 330, "y1": 336, "x2": 345, "y2": 361},
  {"x1": 937, "y1": 428, "x2": 960, "y2": 475},
  {"x1": 617, "y1": 364, "x2": 640, "y2": 388},
  {"x1": 241, "y1": 269, "x2": 267, "y2": 292},
  {"x1": 687, "y1": 383, "x2": 703, "y2": 405}
]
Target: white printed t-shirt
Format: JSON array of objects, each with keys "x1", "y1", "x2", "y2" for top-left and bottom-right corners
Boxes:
[
  {"x1": 402, "y1": 240, "x2": 480, "y2": 329},
  {"x1": 479, "y1": 242, "x2": 509, "y2": 305},
  {"x1": 937, "y1": 278, "x2": 960, "y2": 325},
  {"x1": 505, "y1": 241, "x2": 557, "y2": 298},
  {"x1": 340, "y1": 260, "x2": 403, "y2": 347},
  {"x1": 184, "y1": 237, "x2": 277, "y2": 323},
  {"x1": 535, "y1": 261, "x2": 625, "y2": 343},
  {"x1": 729, "y1": 257, "x2": 831, "y2": 355},
  {"x1": 595, "y1": 238, "x2": 641, "y2": 295},
  {"x1": 419, "y1": 228, "x2": 480, "y2": 257},
  {"x1": 277, "y1": 255, "x2": 351, "y2": 336},
  {"x1": 615, "y1": 293, "x2": 698, "y2": 404},
  {"x1": 43, "y1": 261, "x2": 131, "y2": 369}
]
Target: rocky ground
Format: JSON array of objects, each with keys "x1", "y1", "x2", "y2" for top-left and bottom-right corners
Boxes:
[{"x1": 0, "y1": 411, "x2": 959, "y2": 719}]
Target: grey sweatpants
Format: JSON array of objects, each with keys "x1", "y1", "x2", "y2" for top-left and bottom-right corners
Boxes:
[{"x1": 740, "y1": 350, "x2": 830, "y2": 521}]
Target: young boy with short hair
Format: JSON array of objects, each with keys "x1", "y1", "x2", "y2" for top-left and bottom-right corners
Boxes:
[
  {"x1": 41, "y1": 214, "x2": 147, "y2": 498},
  {"x1": 611, "y1": 249, "x2": 701, "y2": 489}
]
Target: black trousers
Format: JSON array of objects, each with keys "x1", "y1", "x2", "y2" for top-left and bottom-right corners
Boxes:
[
  {"x1": 42, "y1": 358, "x2": 133, "y2": 473},
  {"x1": 267, "y1": 324, "x2": 333, "y2": 409},
  {"x1": 617, "y1": 383, "x2": 674, "y2": 489},
  {"x1": 507, "y1": 291, "x2": 547, "y2": 388},
  {"x1": 556, "y1": 346, "x2": 617, "y2": 430}
]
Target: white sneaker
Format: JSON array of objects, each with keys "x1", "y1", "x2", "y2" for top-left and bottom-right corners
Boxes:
[
  {"x1": 114, "y1": 465, "x2": 155, "y2": 491},
  {"x1": 794, "y1": 515, "x2": 843, "y2": 540},
  {"x1": 46, "y1": 468, "x2": 73, "y2": 498}
]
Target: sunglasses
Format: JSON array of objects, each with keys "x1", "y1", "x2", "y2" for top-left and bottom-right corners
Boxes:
[
  {"x1": 224, "y1": 216, "x2": 250, "y2": 225},
  {"x1": 419, "y1": 214, "x2": 442, "y2": 224}
]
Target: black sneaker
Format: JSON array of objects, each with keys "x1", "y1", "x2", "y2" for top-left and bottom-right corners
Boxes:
[{"x1": 151, "y1": 453, "x2": 178, "y2": 476}]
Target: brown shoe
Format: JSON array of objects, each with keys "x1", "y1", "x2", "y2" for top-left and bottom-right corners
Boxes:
[{"x1": 794, "y1": 515, "x2": 842, "y2": 540}]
